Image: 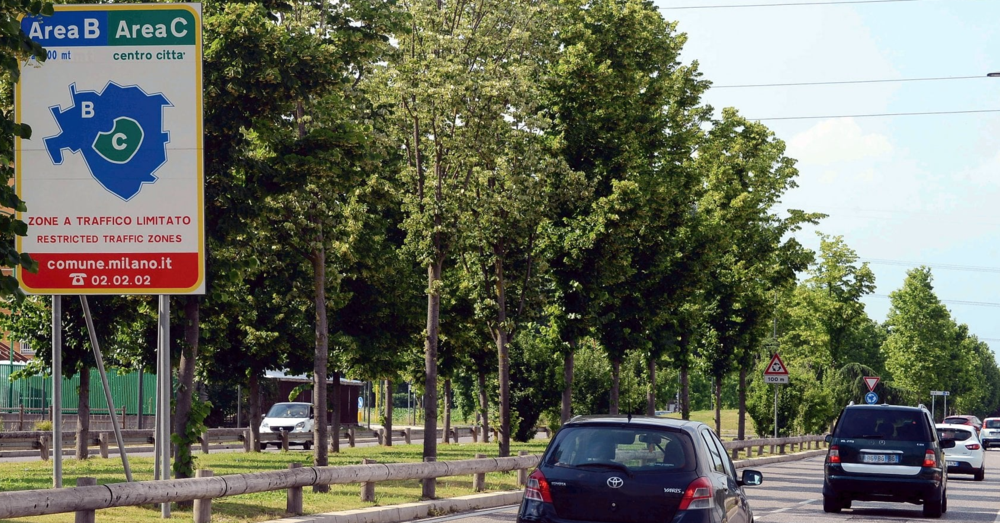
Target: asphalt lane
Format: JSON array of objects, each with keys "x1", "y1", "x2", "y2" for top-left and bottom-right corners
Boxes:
[{"x1": 403, "y1": 451, "x2": 1000, "y2": 523}]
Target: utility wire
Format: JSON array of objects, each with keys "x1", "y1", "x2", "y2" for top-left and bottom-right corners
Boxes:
[
  {"x1": 660, "y1": 0, "x2": 927, "y2": 9},
  {"x1": 871, "y1": 293, "x2": 1000, "y2": 308},
  {"x1": 715, "y1": 75, "x2": 987, "y2": 89},
  {"x1": 862, "y1": 259, "x2": 1000, "y2": 274},
  {"x1": 750, "y1": 108, "x2": 1000, "y2": 121}
]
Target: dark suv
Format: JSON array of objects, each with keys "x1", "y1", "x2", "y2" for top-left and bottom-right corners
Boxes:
[
  {"x1": 824, "y1": 404, "x2": 955, "y2": 518},
  {"x1": 517, "y1": 415, "x2": 763, "y2": 523}
]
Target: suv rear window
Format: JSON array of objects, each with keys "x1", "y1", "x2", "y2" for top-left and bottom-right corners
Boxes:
[
  {"x1": 943, "y1": 417, "x2": 969, "y2": 425},
  {"x1": 986, "y1": 419, "x2": 1000, "y2": 429},
  {"x1": 544, "y1": 426, "x2": 697, "y2": 473},
  {"x1": 835, "y1": 408, "x2": 930, "y2": 441}
]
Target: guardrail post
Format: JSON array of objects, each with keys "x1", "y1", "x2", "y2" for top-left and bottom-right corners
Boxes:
[
  {"x1": 471, "y1": 426, "x2": 478, "y2": 443},
  {"x1": 193, "y1": 469, "x2": 213, "y2": 523},
  {"x1": 473, "y1": 453, "x2": 486, "y2": 492},
  {"x1": 378, "y1": 428, "x2": 386, "y2": 446},
  {"x1": 286, "y1": 463, "x2": 303, "y2": 515},
  {"x1": 201, "y1": 431, "x2": 210, "y2": 454},
  {"x1": 731, "y1": 447, "x2": 740, "y2": 460},
  {"x1": 518, "y1": 451, "x2": 529, "y2": 486},
  {"x1": 98, "y1": 433, "x2": 109, "y2": 459},
  {"x1": 280, "y1": 430, "x2": 289, "y2": 451},
  {"x1": 19, "y1": 404, "x2": 24, "y2": 431},
  {"x1": 348, "y1": 427, "x2": 356, "y2": 448},
  {"x1": 758, "y1": 443, "x2": 765, "y2": 456},
  {"x1": 75, "y1": 477, "x2": 96, "y2": 523},
  {"x1": 779, "y1": 443, "x2": 786, "y2": 455},
  {"x1": 242, "y1": 429, "x2": 251, "y2": 452},
  {"x1": 361, "y1": 458, "x2": 377, "y2": 502},
  {"x1": 404, "y1": 428, "x2": 411, "y2": 445},
  {"x1": 39, "y1": 434, "x2": 49, "y2": 461}
]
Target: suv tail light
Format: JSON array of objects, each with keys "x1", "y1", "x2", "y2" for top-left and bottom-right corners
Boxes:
[
  {"x1": 967, "y1": 443, "x2": 981, "y2": 450},
  {"x1": 525, "y1": 469, "x2": 552, "y2": 503},
  {"x1": 923, "y1": 449, "x2": 937, "y2": 468},
  {"x1": 827, "y1": 445, "x2": 840, "y2": 464},
  {"x1": 678, "y1": 477, "x2": 713, "y2": 510}
]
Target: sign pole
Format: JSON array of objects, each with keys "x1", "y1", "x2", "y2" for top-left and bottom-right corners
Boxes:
[
  {"x1": 158, "y1": 295, "x2": 170, "y2": 518},
  {"x1": 51, "y1": 295, "x2": 62, "y2": 488},
  {"x1": 931, "y1": 395, "x2": 936, "y2": 421},
  {"x1": 773, "y1": 384, "x2": 778, "y2": 439}
]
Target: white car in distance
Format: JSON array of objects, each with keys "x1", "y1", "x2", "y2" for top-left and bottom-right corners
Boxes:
[
  {"x1": 937, "y1": 423, "x2": 985, "y2": 481},
  {"x1": 260, "y1": 402, "x2": 314, "y2": 450}
]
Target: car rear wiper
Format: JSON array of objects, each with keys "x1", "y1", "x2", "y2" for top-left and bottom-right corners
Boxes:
[{"x1": 576, "y1": 461, "x2": 633, "y2": 476}]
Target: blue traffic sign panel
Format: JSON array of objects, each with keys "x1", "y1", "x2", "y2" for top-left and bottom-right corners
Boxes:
[{"x1": 865, "y1": 392, "x2": 878, "y2": 404}]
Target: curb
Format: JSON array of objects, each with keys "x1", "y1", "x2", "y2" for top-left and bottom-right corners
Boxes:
[
  {"x1": 266, "y1": 491, "x2": 525, "y2": 523},
  {"x1": 266, "y1": 449, "x2": 827, "y2": 523}
]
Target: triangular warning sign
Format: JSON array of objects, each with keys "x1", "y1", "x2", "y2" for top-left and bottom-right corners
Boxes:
[
  {"x1": 763, "y1": 353, "x2": 789, "y2": 375},
  {"x1": 864, "y1": 376, "x2": 880, "y2": 392}
]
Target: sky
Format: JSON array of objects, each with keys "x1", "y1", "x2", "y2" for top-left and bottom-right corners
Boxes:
[{"x1": 649, "y1": 0, "x2": 1000, "y2": 357}]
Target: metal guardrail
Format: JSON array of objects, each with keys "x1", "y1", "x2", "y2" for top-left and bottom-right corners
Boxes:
[{"x1": 722, "y1": 434, "x2": 827, "y2": 460}]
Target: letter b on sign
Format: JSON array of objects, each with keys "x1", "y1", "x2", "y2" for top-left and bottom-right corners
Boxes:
[{"x1": 81, "y1": 101, "x2": 94, "y2": 118}]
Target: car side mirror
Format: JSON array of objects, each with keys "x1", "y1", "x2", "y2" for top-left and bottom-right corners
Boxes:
[
  {"x1": 940, "y1": 438, "x2": 956, "y2": 449},
  {"x1": 739, "y1": 469, "x2": 763, "y2": 487},
  {"x1": 825, "y1": 434, "x2": 833, "y2": 444}
]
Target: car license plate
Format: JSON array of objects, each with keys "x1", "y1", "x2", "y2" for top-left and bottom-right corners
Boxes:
[
  {"x1": 947, "y1": 461, "x2": 959, "y2": 467},
  {"x1": 862, "y1": 454, "x2": 900, "y2": 464}
]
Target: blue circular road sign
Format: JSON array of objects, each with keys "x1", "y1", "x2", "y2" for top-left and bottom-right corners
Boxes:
[{"x1": 865, "y1": 392, "x2": 878, "y2": 404}]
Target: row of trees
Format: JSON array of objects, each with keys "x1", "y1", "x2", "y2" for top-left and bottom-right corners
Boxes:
[{"x1": 0, "y1": 0, "x2": 996, "y2": 493}]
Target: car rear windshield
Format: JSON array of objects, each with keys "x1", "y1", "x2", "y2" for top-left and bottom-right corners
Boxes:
[
  {"x1": 986, "y1": 420, "x2": 1000, "y2": 429},
  {"x1": 544, "y1": 426, "x2": 697, "y2": 473},
  {"x1": 938, "y1": 427, "x2": 973, "y2": 441},
  {"x1": 266, "y1": 404, "x2": 310, "y2": 418},
  {"x1": 835, "y1": 408, "x2": 931, "y2": 441},
  {"x1": 943, "y1": 417, "x2": 969, "y2": 425}
]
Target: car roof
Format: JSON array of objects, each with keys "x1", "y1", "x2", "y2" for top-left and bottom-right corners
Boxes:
[
  {"x1": 844, "y1": 403, "x2": 928, "y2": 412},
  {"x1": 566, "y1": 415, "x2": 705, "y2": 432}
]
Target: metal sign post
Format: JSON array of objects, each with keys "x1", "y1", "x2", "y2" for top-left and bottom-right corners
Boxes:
[
  {"x1": 51, "y1": 295, "x2": 62, "y2": 488},
  {"x1": 158, "y1": 295, "x2": 171, "y2": 518}
]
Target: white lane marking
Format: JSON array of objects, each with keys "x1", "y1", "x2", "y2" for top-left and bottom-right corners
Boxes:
[
  {"x1": 758, "y1": 498, "x2": 818, "y2": 516},
  {"x1": 993, "y1": 504, "x2": 1000, "y2": 523}
]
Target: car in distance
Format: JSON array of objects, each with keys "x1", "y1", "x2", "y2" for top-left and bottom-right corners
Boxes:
[
  {"x1": 942, "y1": 415, "x2": 982, "y2": 432},
  {"x1": 980, "y1": 417, "x2": 1000, "y2": 449},
  {"x1": 516, "y1": 415, "x2": 763, "y2": 523},
  {"x1": 823, "y1": 403, "x2": 954, "y2": 518},
  {"x1": 936, "y1": 423, "x2": 985, "y2": 481},
  {"x1": 259, "y1": 402, "x2": 314, "y2": 449}
]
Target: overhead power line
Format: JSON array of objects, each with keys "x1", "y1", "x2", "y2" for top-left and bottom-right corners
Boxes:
[
  {"x1": 862, "y1": 259, "x2": 1000, "y2": 274},
  {"x1": 660, "y1": 0, "x2": 927, "y2": 9},
  {"x1": 871, "y1": 293, "x2": 1000, "y2": 308},
  {"x1": 750, "y1": 108, "x2": 1000, "y2": 121},
  {"x1": 714, "y1": 75, "x2": 987, "y2": 89}
]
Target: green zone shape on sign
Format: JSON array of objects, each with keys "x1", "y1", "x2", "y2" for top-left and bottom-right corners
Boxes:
[{"x1": 92, "y1": 117, "x2": 145, "y2": 164}]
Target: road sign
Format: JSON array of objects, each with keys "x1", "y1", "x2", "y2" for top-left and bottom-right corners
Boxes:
[
  {"x1": 863, "y1": 376, "x2": 880, "y2": 392},
  {"x1": 15, "y1": 4, "x2": 204, "y2": 294},
  {"x1": 763, "y1": 353, "x2": 789, "y2": 384},
  {"x1": 931, "y1": 391, "x2": 950, "y2": 396},
  {"x1": 865, "y1": 392, "x2": 878, "y2": 405}
]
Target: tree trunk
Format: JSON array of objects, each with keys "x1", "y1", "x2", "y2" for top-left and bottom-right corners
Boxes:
[
  {"x1": 610, "y1": 359, "x2": 620, "y2": 415},
  {"x1": 738, "y1": 366, "x2": 747, "y2": 440},
  {"x1": 75, "y1": 366, "x2": 90, "y2": 460},
  {"x1": 646, "y1": 356, "x2": 656, "y2": 416},
  {"x1": 477, "y1": 368, "x2": 489, "y2": 443},
  {"x1": 561, "y1": 349, "x2": 574, "y2": 423},
  {"x1": 331, "y1": 370, "x2": 341, "y2": 453},
  {"x1": 423, "y1": 259, "x2": 441, "y2": 498},
  {"x1": 442, "y1": 379, "x2": 451, "y2": 444},
  {"x1": 173, "y1": 295, "x2": 199, "y2": 479},
  {"x1": 312, "y1": 242, "x2": 330, "y2": 493},
  {"x1": 384, "y1": 378, "x2": 393, "y2": 447},
  {"x1": 249, "y1": 372, "x2": 262, "y2": 452},
  {"x1": 713, "y1": 375, "x2": 722, "y2": 436},
  {"x1": 495, "y1": 250, "x2": 511, "y2": 457},
  {"x1": 680, "y1": 366, "x2": 690, "y2": 420}
]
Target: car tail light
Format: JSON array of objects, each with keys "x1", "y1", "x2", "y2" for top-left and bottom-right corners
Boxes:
[
  {"x1": 827, "y1": 445, "x2": 840, "y2": 464},
  {"x1": 678, "y1": 477, "x2": 713, "y2": 511},
  {"x1": 967, "y1": 443, "x2": 981, "y2": 450},
  {"x1": 525, "y1": 469, "x2": 552, "y2": 503},
  {"x1": 923, "y1": 449, "x2": 937, "y2": 468}
]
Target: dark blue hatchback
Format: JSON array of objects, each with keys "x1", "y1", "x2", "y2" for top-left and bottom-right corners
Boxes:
[{"x1": 517, "y1": 415, "x2": 763, "y2": 523}]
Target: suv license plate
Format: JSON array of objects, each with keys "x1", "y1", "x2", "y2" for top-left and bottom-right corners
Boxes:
[
  {"x1": 862, "y1": 454, "x2": 900, "y2": 464},
  {"x1": 947, "y1": 460, "x2": 959, "y2": 467}
]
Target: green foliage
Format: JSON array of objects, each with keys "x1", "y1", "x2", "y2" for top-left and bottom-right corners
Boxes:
[
  {"x1": 509, "y1": 326, "x2": 563, "y2": 442},
  {"x1": 288, "y1": 384, "x2": 310, "y2": 402},
  {"x1": 172, "y1": 398, "x2": 212, "y2": 479},
  {"x1": 34, "y1": 419, "x2": 51, "y2": 431}
]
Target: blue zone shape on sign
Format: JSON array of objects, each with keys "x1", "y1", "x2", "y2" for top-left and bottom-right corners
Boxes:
[
  {"x1": 44, "y1": 82, "x2": 172, "y2": 201},
  {"x1": 865, "y1": 392, "x2": 878, "y2": 405}
]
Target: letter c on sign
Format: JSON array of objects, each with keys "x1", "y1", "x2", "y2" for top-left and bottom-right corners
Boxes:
[
  {"x1": 171, "y1": 17, "x2": 188, "y2": 37},
  {"x1": 112, "y1": 133, "x2": 128, "y2": 150}
]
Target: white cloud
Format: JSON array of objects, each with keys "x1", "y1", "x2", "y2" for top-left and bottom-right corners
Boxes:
[{"x1": 786, "y1": 118, "x2": 893, "y2": 166}]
